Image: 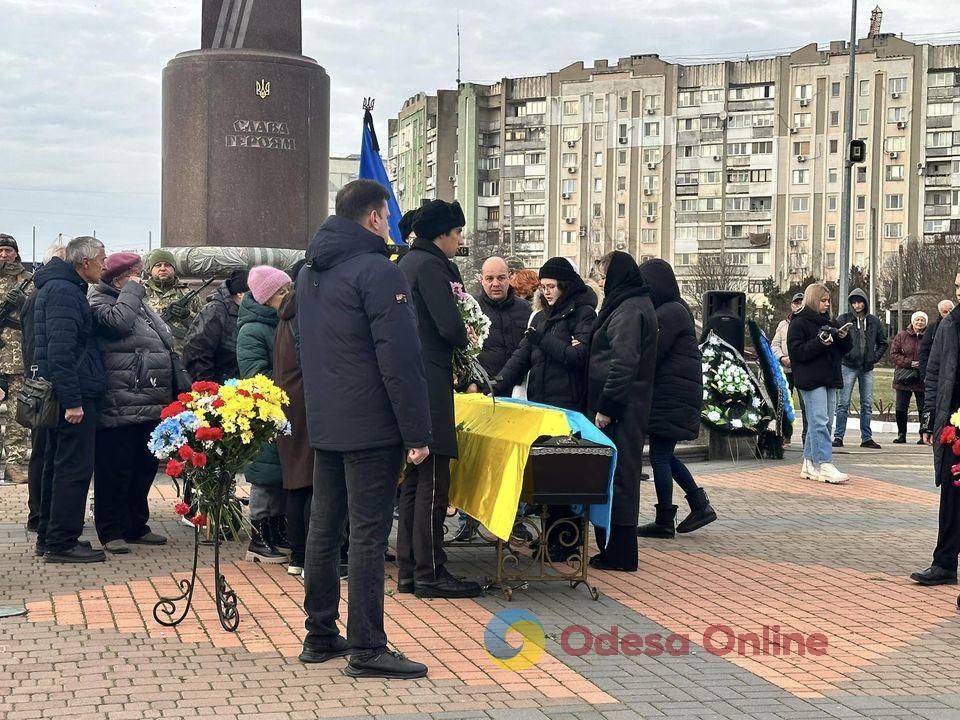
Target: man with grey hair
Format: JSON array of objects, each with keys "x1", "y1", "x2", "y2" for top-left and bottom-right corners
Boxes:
[
  {"x1": 32, "y1": 235, "x2": 108, "y2": 563},
  {"x1": 921, "y1": 299, "x2": 956, "y2": 381}
]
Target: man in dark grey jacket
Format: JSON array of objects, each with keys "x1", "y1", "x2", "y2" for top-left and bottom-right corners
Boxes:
[
  {"x1": 913, "y1": 278, "x2": 960, "y2": 586},
  {"x1": 297, "y1": 179, "x2": 432, "y2": 680},
  {"x1": 833, "y1": 288, "x2": 888, "y2": 449},
  {"x1": 89, "y1": 252, "x2": 174, "y2": 554}
]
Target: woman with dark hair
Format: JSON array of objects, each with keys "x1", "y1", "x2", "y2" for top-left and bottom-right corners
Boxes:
[
  {"x1": 495, "y1": 257, "x2": 596, "y2": 560},
  {"x1": 636, "y1": 259, "x2": 715, "y2": 538},
  {"x1": 585, "y1": 251, "x2": 658, "y2": 572}
]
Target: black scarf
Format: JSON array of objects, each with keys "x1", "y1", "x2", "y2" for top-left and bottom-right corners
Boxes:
[{"x1": 596, "y1": 252, "x2": 648, "y2": 327}]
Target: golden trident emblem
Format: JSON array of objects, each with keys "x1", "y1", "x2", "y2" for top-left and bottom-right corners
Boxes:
[{"x1": 256, "y1": 79, "x2": 270, "y2": 100}]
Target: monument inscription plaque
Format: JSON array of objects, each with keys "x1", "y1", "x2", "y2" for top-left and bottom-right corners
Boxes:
[{"x1": 162, "y1": 1, "x2": 329, "y2": 252}]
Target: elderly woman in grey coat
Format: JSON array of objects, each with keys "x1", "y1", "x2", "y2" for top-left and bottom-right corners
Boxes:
[{"x1": 89, "y1": 252, "x2": 175, "y2": 553}]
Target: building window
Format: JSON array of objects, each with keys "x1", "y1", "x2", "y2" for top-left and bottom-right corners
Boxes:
[
  {"x1": 592, "y1": 203, "x2": 601, "y2": 218},
  {"x1": 643, "y1": 148, "x2": 661, "y2": 164},
  {"x1": 858, "y1": 109, "x2": 870, "y2": 125},
  {"x1": 748, "y1": 280, "x2": 766, "y2": 294},
  {"x1": 618, "y1": 150, "x2": 628, "y2": 165},
  {"x1": 753, "y1": 141, "x2": 773, "y2": 154},
  {"x1": 561, "y1": 231, "x2": 577, "y2": 245},
  {"x1": 928, "y1": 102, "x2": 954, "y2": 117},
  {"x1": 677, "y1": 90, "x2": 697, "y2": 107},
  {"x1": 702, "y1": 88, "x2": 724, "y2": 103},
  {"x1": 927, "y1": 131, "x2": 952, "y2": 148},
  {"x1": 642, "y1": 229, "x2": 657, "y2": 244},
  {"x1": 561, "y1": 179, "x2": 576, "y2": 194},
  {"x1": 856, "y1": 195, "x2": 866, "y2": 211},
  {"x1": 561, "y1": 152, "x2": 577, "y2": 167},
  {"x1": 642, "y1": 202, "x2": 658, "y2": 217},
  {"x1": 830, "y1": 111, "x2": 840, "y2": 127},
  {"x1": 930, "y1": 71, "x2": 955, "y2": 87},
  {"x1": 792, "y1": 169, "x2": 810, "y2": 184},
  {"x1": 504, "y1": 153, "x2": 524, "y2": 166},
  {"x1": 527, "y1": 152, "x2": 544, "y2": 165},
  {"x1": 643, "y1": 122, "x2": 660, "y2": 137},
  {"x1": 793, "y1": 141, "x2": 811, "y2": 156},
  {"x1": 856, "y1": 223, "x2": 865, "y2": 239},
  {"x1": 888, "y1": 107, "x2": 906, "y2": 123},
  {"x1": 831, "y1": 81, "x2": 841, "y2": 98},
  {"x1": 828, "y1": 194, "x2": 838, "y2": 211},
  {"x1": 859, "y1": 79, "x2": 870, "y2": 96},
  {"x1": 594, "y1": 98, "x2": 604, "y2": 114},
  {"x1": 644, "y1": 94, "x2": 660, "y2": 112},
  {"x1": 855, "y1": 252, "x2": 865, "y2": 267},
  {"x1": 885, "y1": 136, "x2": 907, "y2": 152},
  {"x1": 886, "y1": 165, "x2": 904, "y2": 181},
  {"x1": 791, "y1": 196, "x2": 810, "y2": 212},
  {"x1": 828, "y1": 168, "x2": 839, "y2": 184},
  {"x1": 679, "y1": 145, "x2": 695, "y2": 158},
  {"x1": 594, "y1": 152, "x2": 603, "y2": 167},
  {"x1": 594, "y1": 124, "x2": 603, "y2": 141},
  {"x1": 794, "y1": 84, "x2": 812, "y2": 100},
  {"x1": 593, "y1": 177, "x2": 603, "y2": 192},
  {"x1": 826, "y1": 253, "x2": 836, "y2": 268},
  {"x1": 619, "y1": 95, "x2": 628, "y2": 112},
  {"x1": 617, "y1": 203, "x2": 626, "y2": 218},
  {"x1": 885, "y1": 194, "x2": 903, "y2": 210},
  {"x1": 480, "y1": 181, "x2": 499, "y2": 196},
  {"x1": 617, "y1": 176, "x2": 626, "y2": 191},
  {"x1": 563, "y1": 205, "x2": 577, "y2": 219},
  {"x1": 827, "y1": 224, "x2": 837, "y2": 239},
  {"x1": 562, "y1": 126, "x2": 579, "y2": 142},
  {"x1": 888, "y1": 77, "x2": 907, "y2": 95},
  {"x1": 793, "y1": 113, "x2": 812, "y2": 128},
  {"x1": 830, "y1": 139, "x2": 839, "y2": 154},
  {"x1": 679, "y1": 118, "x2": 698, "y2": 131},
  {"x1": 856, "y1": 166, "x2": 867, "y2": 183},
  {"x1": 789, "y1": 225, "x2": 809, "y2": 241}
]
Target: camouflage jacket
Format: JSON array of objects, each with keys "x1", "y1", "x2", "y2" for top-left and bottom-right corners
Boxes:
[
  {"x1": 0, "y1": 262, "x2": 32, "y2": 374},
  {"x1": 144, "y1": 277, "x2": 204, "y2": 342}
]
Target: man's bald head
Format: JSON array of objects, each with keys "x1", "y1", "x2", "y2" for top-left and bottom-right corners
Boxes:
[
  {"x1": 939, "y1": 300, "x2": 955, "y2": 318},
  {"x1": 480, "y1": 256, "x2": 511, "y2": 302}
]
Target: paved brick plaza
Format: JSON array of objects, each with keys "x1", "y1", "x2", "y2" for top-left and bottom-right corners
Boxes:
[{"x1": 3, "y1": 439, "x2": 960, "y2": 719}]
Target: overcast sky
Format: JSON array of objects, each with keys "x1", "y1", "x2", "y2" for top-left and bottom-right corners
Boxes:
[{"x1": 0, "y1": 0, "x2": 953, "y2": 258}]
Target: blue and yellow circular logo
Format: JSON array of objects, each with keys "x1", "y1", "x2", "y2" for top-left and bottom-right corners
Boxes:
[{"x1": 484, "y1": 609, "x2": 545, "y2": 671}]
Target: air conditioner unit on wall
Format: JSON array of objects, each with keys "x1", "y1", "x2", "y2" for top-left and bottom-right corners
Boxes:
[
  {"x1": 789, "y1": 127, "x2": 799, "y2": 135},
  {"x1": 568, "y1": 166, "x2": 577, "y2": 173},
  {"x1": 892, "y1": 91, "x2": 902, "y2": 99},
  {"x1": 799, "y1": 98, "x2": 810, "y2": 107},
  {"x1": 646, "y1": 107, "x2": 656, "y2": 115},
  {"x1": 797, "y1": 155, "x2": 807, "y2": 163},
  {"x1": 643, "y1": 188, "x2": 653, "y2": 195},
  {"x1": 646, "y1": 214, "x2": 656, "y2": 222},
  {"x1": 897, "y1": 121, "x2": 907, "y2": 129},
  {"x1": 565, "y1": 217, "x2": 576, "y2": 224},
  {"x1": 713, "y1": 155, "x2": 722, "y2": 161},
  {"x1": 889, "y1": 151, "x2": 899, "y2": 159},
  {"x1": 647, "y1": 162, "x2": 657, "y2": 170},
  {"x1": 567, "y1": 140, "x2": 577, "y2": 148},
  {"x1": 618, "y1": 137, "x2": 629, "y2": 144},
  {"x1": 561, "y1": 192, "x2": 571, "y2": 199}
]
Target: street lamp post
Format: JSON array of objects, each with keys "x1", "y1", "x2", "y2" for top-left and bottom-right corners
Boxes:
[{"x1": 838, "y1": 0, "x2": 858, "y2": 306}]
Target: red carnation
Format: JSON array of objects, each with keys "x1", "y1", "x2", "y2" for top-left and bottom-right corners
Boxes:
[
  {"x1": 160, "y1": 402, "x2": 187, "y2": 420},
  {"x1": 174, "y1": 502, "x2": 191, "y2": 516},
  {"x1": 942, "y1": 426, "x2": 957, "y2": 445},
  {"x1": 178, "y1": 445, "x2": 194, "y2": 461},
  {"x1": 253, "y1": 393, "x2": 264, "y2": 401},
  {"x1": 953, "y1": 440, "x2": 960, "y2": 456},
  {"x1": 237, "y1": 389, "x2": 251, "y2": 398},
  {"x1": 195, "y1": 426, "x2": 224, "y2": 442},
  {"x1": 211, "y1": 398, "x2": 225, "y2": 409},
  {"x1": 189, "y1": 514, "x2": 208, "y2": 528},
  {"x1": 165, "y1": 459, "x2": 185, "y2": 478},
  {"x1": 955, "y1": 479, "x2": 960, "y2": 487},
  {"x1": 191, "y1": 381, "x2": 219, "y2": 395},
  {"x1": 952, "y1": 462, "x2": 960, "y2": 476},
  {"x1": 191, "y1": 452, "x2": 208, "y2": 468},
  {"x1": 177, "y1": 393, "x2": 194, "y2": 403}
]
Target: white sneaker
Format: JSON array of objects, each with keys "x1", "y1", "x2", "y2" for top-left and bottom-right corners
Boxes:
[
  {"x1": 817, "y1": 463, "x2": 849, "y2": 484},
  {"x1": 800, "y1": 459, "x2": 818, "y2": 480},
  {"x1": 287, "y1": 565, "x2": 303, "y2": 576}
]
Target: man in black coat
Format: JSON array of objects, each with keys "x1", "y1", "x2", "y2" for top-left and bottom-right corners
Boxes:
[
  {"x1": 920, "y1": 300, "x2": 955, "y2": 381},
  {"x1": 297, "y1": 179, "x2": 432, "y2": 680},
  {"x1": 474, "y1": 256, "x2": 531, "y2": 379},
  {"x1": 182, "y1": 270, "x2": 248, "y2": 383},
  {"x1": 834, "y1": 288, "x2": 888, "y2": 449},
  {"x1": 913, "y1": 281, "x2": 960, "y2": 586},
  {"x1": 397, "y1": 199, "x2": 482, "y2": 599},
  {"x1": 32, "y1": 236, "x2": 108, "y2": 563}
]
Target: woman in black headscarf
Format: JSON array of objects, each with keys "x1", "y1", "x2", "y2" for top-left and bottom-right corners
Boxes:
[{"x1": 585, "y1": 251, "x2": 658, "y2": 572}]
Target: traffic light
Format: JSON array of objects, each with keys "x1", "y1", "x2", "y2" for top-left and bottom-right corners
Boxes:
[{"x1": 850, "y1": 139, "x2": 867, "y2": 163}]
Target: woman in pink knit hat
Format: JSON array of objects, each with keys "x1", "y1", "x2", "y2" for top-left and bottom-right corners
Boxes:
[{"x1": 237, "y1": 265, "x2": 293, "y2": 564}]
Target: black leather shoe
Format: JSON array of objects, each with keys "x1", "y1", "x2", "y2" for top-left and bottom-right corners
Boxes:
[
  {"x1": 345, "y1": 649, "x2": 427, "y2": 679},
  {"x1": 43, "y1": 543, "x2": 106, "y2": 563},
  {"x1": 299, "y1": 636, "x2": 350, "y2": 663},
  {"x1": 832, "y1": 438, "x2": 844, "y2": 448},
  {"x1": 860, "y1": 439, "x2": 881, "y2": 450},
  {"x1": 396, "y1": 578, "x2": 414, "y2": 594},
  {"x1": 910, "y1": 566, "x2": 958, "y2": 586},
  {"x1": 893, "y1": 435, "x2": 907, "y2": 444},
  {"x1": 414, "y1": 575, "x2": 482, "y2": 599}
]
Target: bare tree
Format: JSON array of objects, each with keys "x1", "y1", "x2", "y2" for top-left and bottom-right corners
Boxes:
[
  {"x1": 685, "y1": 252, "x2": 749, "y2": 320},
  {"x1": 880, "y1": 237, "x2": 960, "y2": 308}
]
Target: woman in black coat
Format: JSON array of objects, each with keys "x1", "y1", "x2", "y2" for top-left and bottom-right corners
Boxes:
[
  {"x1": 786, "y1": 282, "x2": 854, "y2": 485},
  {"x1": 636, "y1": 259, "x2": 716, "y2": 539},
  {"x1": 585, "y1": 252, "x2": 658, "y2": 572}
]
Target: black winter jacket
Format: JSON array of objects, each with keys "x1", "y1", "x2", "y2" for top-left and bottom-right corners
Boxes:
[
  {"x1": 32, "y1": 258, "x2": 107, "y2": 409},
  {"x1": 398, "y1": 239, "x2": 469, "y2": 458},
  {"x1": 920, "y1": 316, "x2": 941, "y2": 381},
  {"x1": 89, "y1": 281, "x2": 175, "y2": 429},
  {"x1": 297, "y1": 216, "x2": 432, "y2": 452},
  {"x1": 924, "y1": 305, "x2": 960, "y2": 485},
  {"x1": 787, "y1": 306, "x2": 853, "y2": 391},
  {"x1": 182, "y1": 283, "x2": 240, "y2": 384},
  {"x1": 475, "y1": 288, "x2": 531, "y2": 378},
  {"x1": 495, "y1": 287, "x2": 596, "y2": 410},
  {"x1": 638, "y1": 260, "x2": 702, "y2": 441},
  {"x1": 20, "y1": 291, "x2": 37, "y2": 376},
  {"x1": 836, "y1": 289, "x2": 888, "y2": 371}
]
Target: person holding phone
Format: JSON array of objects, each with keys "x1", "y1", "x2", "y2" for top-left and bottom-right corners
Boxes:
[
  {"x1": 787, "y1": 283, "x2": 853, "y2": 484},
  {"x1": 833, "y1": 288, "x2": 888, "y2": 449}
]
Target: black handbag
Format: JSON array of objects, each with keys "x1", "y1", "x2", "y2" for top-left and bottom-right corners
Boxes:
[
  {"x1": 170, "y1": 351, "x2": 193, "y2": 396},
  {"x1": 15, "y1": 366, "x2": 59, "y2": 429},
  {"x1": 894, "y1": 366, "x2": 921, "y2": 385}
]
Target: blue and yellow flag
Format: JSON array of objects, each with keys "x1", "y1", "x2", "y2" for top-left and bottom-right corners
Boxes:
[{"x1": 359, "y1": 102, "x2": 405, "y2": 246}]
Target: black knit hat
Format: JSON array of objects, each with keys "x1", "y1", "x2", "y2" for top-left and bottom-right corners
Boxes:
[
  {"x1": 538, "y1": 257, "x2": 582, "y2": 284},
  {"x1": 226, "y1": 269, "x2": 249, "y2": 295},
  {"x1": 398, "y1": 208, "x2": 420, "y2": 242},
  {"x1": 0, "y1": 234, "x2": 18, "y2": 258},
  {"x1": 411, "y1": 200, "x2": 465, "y2": 241}
]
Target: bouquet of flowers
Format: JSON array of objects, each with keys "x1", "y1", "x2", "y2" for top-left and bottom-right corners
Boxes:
[
  {"x1": 148, "y1": 376, "x2": 291, "y2": 537},
  {"x1": 939, "y1": 419, "x2": 960, "y2": 487},
  {"x1": 450, "y1": 281, "x2": 492, "y2": 384},
  {"x1": 700, "y1": 332, "x2": 772, "y2": 436}
]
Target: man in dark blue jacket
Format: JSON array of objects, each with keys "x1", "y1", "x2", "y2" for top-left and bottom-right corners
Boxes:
[
  {"x1": 296, "y1": 179, "x2": 432, "y2": 680},
  {"x1": 33, "y1": 236, "x2": 108, "y2": 563}
]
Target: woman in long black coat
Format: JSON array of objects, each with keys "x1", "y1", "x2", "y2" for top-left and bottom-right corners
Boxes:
[
  {"x1": 585, "y1": 251, "x2": 658, "y2": 572},
  {"x1": 636, "y1": 259, "x2": 716, "y2": 539}
]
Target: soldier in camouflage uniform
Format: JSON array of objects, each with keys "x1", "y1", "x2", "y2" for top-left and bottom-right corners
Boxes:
[
  {"x1": 143, "y1": 249, "x2": 203, "y2": 352},
  {"x1": 0, "y1": 234, "x2": 32, "y2": 483}
]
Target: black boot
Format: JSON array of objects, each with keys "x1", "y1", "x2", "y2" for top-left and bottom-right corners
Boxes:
[
  {"x1": 246, "y1": 518, "x2": 287, "y2": 564},
  {"x1": 893, "y1": 410, "x2": 907, "y2": 444},
  {"x1": 589, "y1": 524, "x2": 638, "y2": 572},
  {"x1": 636, "y1": 504, "x2": 677, "y2": 539},
  {"x1": 676, "y1": 488, "x2": 717, "y2": 534},
  {"x1": 268, "y1": 515, "x2": 292, "y2": 554}
]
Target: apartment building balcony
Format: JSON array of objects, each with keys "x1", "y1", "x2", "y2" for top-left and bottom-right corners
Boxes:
[
  {"x1": 676, "y1": 211, "x2": 722, "y2": 224},
  {"x1": 504, "y1": 113, "x2": 545, "y2": 126},
  {"x1": 500, "y1": 166, "x2": 525, "y2": 178},
  {"x1": 925, "y1": 205, "x2": 952, "y2": 217},
  {"x1": 926, "y1": 175, "x2": 952, "y2": 187},
  {"x1": 926, "y1": 147, "x2": 957, "y2": 158},
  {"x1": 700, "y1": 130, "x2": 724, "y2": 143},
  {"x1": 727, "y1": 156, "x2": 750, "y2": 167},
  {"x1": 479, "y1": 121, "x2": 501, "y2": 132},
  {"x1": 927, "y1": 115, "x2": 954, "y2": 129},
  {"x1": 505, "y1": 139, "x2": 547, "y2": 151},
  {"x1": 725, "y1": 210, "x2": 772, "y2": 223},
  {"x1": 676, "y1": 184, "x2": 699, "y2": 196},
  {"x1": 726, "y1": 184, "x2": 750, "y2": 194},
  {"x1": 727, "y1": 99, "x2": 775, "y2": 112},
  {"x1": 929, "y1": 86, "x2": 960, "y2": 101},
  {"x1": 752, "y1": 126, "x2": 774, "y2": 139},
  {"x1": 677, "y1": 130, "x2": 699, "y2": 145},
  {"x1": 506, "y1": 215, "x2": 547, "y2": 227}
]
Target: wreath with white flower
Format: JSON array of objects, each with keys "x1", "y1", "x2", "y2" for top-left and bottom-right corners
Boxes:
[{"x1": 700, "y1": 331, "x2": 773, "y2": 436}]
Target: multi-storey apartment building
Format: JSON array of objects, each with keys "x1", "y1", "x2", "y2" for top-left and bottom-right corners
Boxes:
[
  {"x1": 328, "y1": 154, "x2": 359, "y2": 217},
  {"x1": 387, "y1": 34, "x2": 960, "y2": 296}
]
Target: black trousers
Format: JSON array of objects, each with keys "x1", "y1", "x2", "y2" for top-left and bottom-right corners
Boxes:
[
  {"x1": 94, "y1": 422, "x2": 158, "y2": 543},
  {"x1": 27, "y1": 427, "x2": 47, "y2": 528},
  {"x1": 38, "y1": 400, "x2": 98, "y2": 553},
  {"x1": 934, "y1": 454, "x2": 960, "y2": 572},
  {"x1": 303, "y1": 446, "x2": 402, "y2": 655},
  {"x1": 286, "y1": 486, "x2": 313, "y2": 564},
  {"x1": 397, "y1": 454, "x2": 451, "y2": 584}
]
